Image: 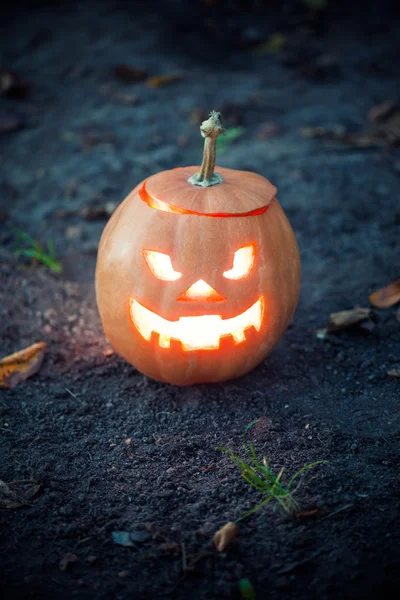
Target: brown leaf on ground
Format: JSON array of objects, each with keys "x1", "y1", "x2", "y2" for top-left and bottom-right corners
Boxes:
[
  {"x1": 331, "y1": 308, "x2": 373, "y2": 331},
  {"x1": 146, "y1": 73, "x2": 184, "y2": 88},
  {"x1": 317, "y1": 308, "x2": 375, "y2": 338},
  {"x1": 212, "y1": 521, "x2": 238, "y2": 552},
  {"x1": 302, "y1": 126, "x2": 385, "y2": 148},
  {"x1": 387, "y1": 367, "x2": 400, "y2": 378},
  {"x1": 113, "y1": 64, "x2": 148, "y2": 83},
  {"x1": 59, "y1": 552, "x2": 78, "y2": 572},
  {"x1": 369, "y1": 280, "x2": 400, "y2": 308},
  {"x1": 0, "y1": 478, "x2": 41, "y2": 509},
  {"x1": 0, "y1": 70, "x2": 30, "y2": 99},
  {"x1": 0, "y1": 341, "x2": 47, "y2": 389},
  {"x1": 368, "y1": 100, "x2": 397, "y2": 123},
  {"x1": 329, "y1": 308, "x2": 374, "y2": 329},
  {"x1": 302, "y1": 101, "x2": 400, "y2": 148}
]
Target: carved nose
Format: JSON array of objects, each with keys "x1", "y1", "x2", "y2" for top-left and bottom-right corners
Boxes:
[{"x1": 177, "y1": 279, "x2": 226, "y2": 302}]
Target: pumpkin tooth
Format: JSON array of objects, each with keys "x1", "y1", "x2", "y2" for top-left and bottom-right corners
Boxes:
[
  {"x1": 158, "y1": 334, "x2": 171, "y2": 348},
  {"x1": 231, "y1": 329, "x2": 246, "y2": 344},
  {"x1": 179, "y1": 315, "x2": 221, "y2": 351}
]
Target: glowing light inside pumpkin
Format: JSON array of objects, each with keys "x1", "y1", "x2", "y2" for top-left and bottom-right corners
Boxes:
[
  {"x1": 129, "y1": 296, "x2": 264, "y2": 351},
  {"x1": 223, "y1": 243, "x2": 255, "y2": 280},
  {"x1": 178, "y1": 279, "x2": 226, "y2": 302},
  {"x1": 143, "y1": 250, "x2": 182, "y2": 281}
]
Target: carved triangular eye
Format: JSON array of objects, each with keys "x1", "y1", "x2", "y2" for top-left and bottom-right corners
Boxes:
[
  {"x1": 143, "y1": 250, "x2": 182, "y2": 281},
  {"x1": 223, "y1": 243, "x2": 255, "y2": 280}
]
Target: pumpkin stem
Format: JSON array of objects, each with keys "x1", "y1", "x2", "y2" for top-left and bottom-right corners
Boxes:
[{"x1": 188, "y1": 111, "x2": 225, "y2": 187}]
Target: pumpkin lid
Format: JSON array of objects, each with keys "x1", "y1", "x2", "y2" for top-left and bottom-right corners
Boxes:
[{"x1": 139, "y1": 166, "x2": 277, "y2": 217}]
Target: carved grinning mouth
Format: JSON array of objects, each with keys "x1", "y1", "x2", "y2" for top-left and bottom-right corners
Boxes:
[{"x1": 129, "y1": 297, "x2": 264, "y2": 351}]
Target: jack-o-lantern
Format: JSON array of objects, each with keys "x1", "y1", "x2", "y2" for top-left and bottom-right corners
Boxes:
[{"x1": 95, "y1": 111, "x2": 300, "y2": 385}]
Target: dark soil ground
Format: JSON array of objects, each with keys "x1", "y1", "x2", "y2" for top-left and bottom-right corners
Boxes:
[{"x1": 1, "y1": 1, "x2": 399, "y2": 599}]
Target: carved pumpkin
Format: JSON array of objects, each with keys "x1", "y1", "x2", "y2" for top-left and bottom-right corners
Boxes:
[{"x1": 95, "y1": 112, "x2": 300, "y2": 385}]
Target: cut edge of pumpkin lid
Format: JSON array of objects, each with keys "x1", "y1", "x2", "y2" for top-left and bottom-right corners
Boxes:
[{"x1": 139, "y1": 167, "x2": 277, "y2": 217}]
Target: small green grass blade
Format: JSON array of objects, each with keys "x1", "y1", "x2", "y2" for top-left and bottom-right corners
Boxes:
[
  {"x1": 217, "y1": 126, "x2": 244, "y2": 154},
  {"x1": 286, "y1": 460, "x2": 328, "y2": 492},
  {"x1": 12, "y1": 226, "x2": 63, "y2": 273},
  {"x1": 239, "y1": 579, "x2": 256, "y2": 600},
  {"x1": 236, "y1": 495, "x2": 274, "y2": 522},
  {"x1": 220, "y1": 421, "x2": 327, "y2": 521}
]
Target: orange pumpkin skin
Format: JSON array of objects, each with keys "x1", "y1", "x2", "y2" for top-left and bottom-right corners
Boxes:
[{"x1": 95, "y1": 165, "x2": 300, "y2": 385}]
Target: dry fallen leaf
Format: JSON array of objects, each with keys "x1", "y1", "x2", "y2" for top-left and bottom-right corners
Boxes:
[
  {"x1": 146, "y1": 73, "x2": 184, "y2": 88},
  {"x1": 317, "y1": 308, "x2": 375, "y2": 339},
  {"x1": 301, "y1": 126, "x2": 385, "y2": 148},
  {"x1": 212, "y1": 521, "x2": 238, "y2": 552},
  {"x1": 0, "y1": 478, "x2": 41, "y2": 509},
  {"x1": 59, "y1": 552, "x2": 78, "y2": 572},
  {"x1": 328, "y1": 308, "x2": 374, "y2": 330},
  {"x1": 387, "y1": 367, "x2": 400, "y2": 378},
  {"x1": 0, "y1": 341, "x2": 47, "y2": 389},
  {"x1": 113, "y1": 64, "x2": 147, "y2": 83},
  {"x1": 369, "y1": 280, "x2": 400, "y2": 308},
  {"x1": 0, "y1": 70, "x2": 30, "y2": 99},
  {"x1": 302, "y1": 101, "x2": 400, "y2": 148},
  {"x1": 368, "y1": 99, "x2": 397, "y2": 123}
]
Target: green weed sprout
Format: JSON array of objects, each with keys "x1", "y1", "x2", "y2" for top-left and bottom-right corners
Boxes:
[
  {"x1": 11, "y1": 226, "x2": 62, "y2": 273},
  {"x1": 216, "y1": 126, "x2": 244, "y2": 154},
  {"x1": 219, "y1": 419, "x2": 327, "y2": 521},
  {"x1": 240, "y1": 578, "x2": 256, "y2": 600}
]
